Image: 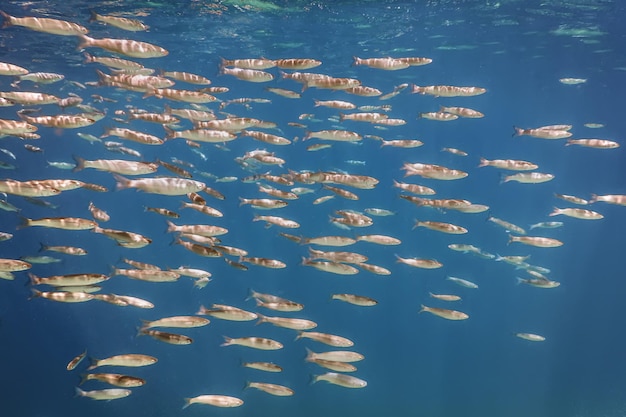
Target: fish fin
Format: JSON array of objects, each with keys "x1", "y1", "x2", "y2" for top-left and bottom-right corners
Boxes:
[
  {"x1": 112, "y1": 173, "x2": 131, "y2": 191},
  {"x1": 16, "y1": 216, "x2": 31, "y2": 230},
  {"x1": 163, "y1": 125, "x2": 175, "y2": 140},
  {"x1": 78, "y1": 373, "x2": 89, "y2": 386},
  {"x1": 220, "y1": 335, "x2": 233, "y2": 347},
  {"x1": 28, "y1": 288, "x2": 42, "y2": 300},
  {"x1": 74, "y1": 387, "x2": 85, "y2": 398},
  {"x1": 72, "y1": 154, "x2": 86, "y2": 172},
  {"x1": 85, "y1": 357, "x2": 99, "y2": 371},
  {"x1": 182, "y1": 398, "x2": 191, "y2": 410},
  {"x1": 0, "y1": 10, "x2": 14, "y2": 28},
  {"x1": 27, "y1": 273, "x2": 39, "y2": 286}
]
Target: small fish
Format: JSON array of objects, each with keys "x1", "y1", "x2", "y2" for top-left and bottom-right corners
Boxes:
[
  {"x1": 67, "y1": 350, "x2": 87, "y2": 371},
  {"x1": 419, "y1": 305, "x2": 469, "y2": 320},
  {"x1": 446, "y1": 276, "x2": 478, "y2": 289},
  {"x1": 529, "y1": 221, "x2": 564, "y2": 230},
  {"x1": 516, "y1": 333, "x2": 546, "y2": 342},
  {"x1": 559, "y1": 77, "x2": 586, "y2": 85}
]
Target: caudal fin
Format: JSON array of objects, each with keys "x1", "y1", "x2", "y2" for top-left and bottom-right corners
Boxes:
[
  {"x1": 0, "y1": 10, "x2": 15, "y2": 28},
  {"x1": 512, "y1": 126, "x2": 525, "y2": 137},
  {"x1": 112, "y1": 174, "x2": 132, "y2": 191},
  {"x1": 72, "y1": 155, "x2": 86, "y2": 172}
]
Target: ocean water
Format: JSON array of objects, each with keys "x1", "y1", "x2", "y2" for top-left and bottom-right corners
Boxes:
[{"x1": 1, "y1": 0, "x2": 625, "y2": 416}]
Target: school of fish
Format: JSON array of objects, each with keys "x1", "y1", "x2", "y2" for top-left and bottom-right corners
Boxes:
[{"x1": 0, "y1": 7, "x2": 624, "y2": 410}]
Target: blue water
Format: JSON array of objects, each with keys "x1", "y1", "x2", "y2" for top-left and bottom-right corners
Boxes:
[{"x1": 1, "y1": 1, "x2": 626, "y2": 416}]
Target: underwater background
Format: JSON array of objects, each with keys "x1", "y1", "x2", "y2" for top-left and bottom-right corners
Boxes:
[{"x1": 1, "y1": 0, "x2": 626, "y2": 416}]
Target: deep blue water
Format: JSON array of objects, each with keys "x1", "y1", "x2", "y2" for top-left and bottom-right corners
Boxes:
[{"x1": 1, "y1": 1, "x2": 626, "y2": 416}]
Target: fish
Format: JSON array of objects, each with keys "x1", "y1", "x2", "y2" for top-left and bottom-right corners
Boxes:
[
  {"x1": 114, "y1": 175, "x2": 206, "y2": 195},
  {"x1": 241, "y1": 362, "x2": 283, "y2": 373},
  {"x1": 508, "y1": 235, "x2": 564, "y2": 248},
  {"x1": 515, "y1": 333, "x2": 546, "y2": 342},
  {"x1": 220, "y1": 336, "x2": 283, "y2": 350},
  {"x1": 395, "y1": 255, "x2": 442, "y2": 269},
  {"x1": 183, "y1": 395, "x2": 243, "y2": 408},
  {"x1": 446, "y1": 276, "x2": 479, "y2": 289},
  {"x1": 87, "y1": 354, "x2": 157, "y2": 371},
  {"x1": 1, "y1": 10, "x2": 88, "y2": 35},
  {"x1": 78, "y1": 35, "x2": 168, "y2": 58},
  {"x1": 67, "y1": 350, "x2": 88, "y2": 371},
  {"x1": 245, "y1": 382, "x2": 294, "y2": 396},
  {"x1": 197, "y1": 305, "x2": 257, "y2": 321},
  {"x1": 419, "y1": 305, "x2": 469, "y2": 320},
  {"x1": 331, "y1": 294, "x2": 378, "y2": 306},
  {"x1": 311, "y1": 373, "x2": 367, "y2": 388},
  {"x1": 89, "y1": 11, "x2": 149, "y2": 32},
  {"x1": 74, "y1": 387, "x2": 131, "y2": 401},
  {"x1": 549, "y1": 207, "x2": 603, "y2": 220},
  {"x1": 137, "y1": 329, "x2": 193, "y2": 345}
]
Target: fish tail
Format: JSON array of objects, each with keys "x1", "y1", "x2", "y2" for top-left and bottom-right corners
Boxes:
[
  {"x1": 136, "y1": 326, "x2": 146, "y2": 338},
  {"x1": 0, "y1": 10, "x2": 14, "y2": 28},
  {"x1": 339, "y1": 113, "x2": 345, "y2": 122},
  {"x1": 308, "y1": 374, "x2": 319, "y2": 385},
  {"x1": 478, "y1": 157, "x2": 489, "y2": 167},
  {"x1": 548, "y1": 207, "x2": 560, "y2": 217},
  {"x1": 29, "y1": 288, "x2": 42, "y2": 300},
  {"x1": 165, "y1": 220, "x2": 176, "y2": 234},
  {"x1": 302, "y1": 131, "x2": 312, "y2": 141},
  {"x1": 182, "y1": 398, "x2": 192, "y2": 410},
  {"x1": 304, "y1": 347, "x2": 315, "y2": 362},
  {"x1": 418, "y1": 304, "x2": 427, "y2": 314},
  {"x1": 78, "y1": 373, "x2": 89, "y2": 386},
  {"x1": 82, "y1": 52, "x2": 94, "y2": 63},
  {"x1": 564, "y1": 139, "x2": 573, "y2": 146},
  {"x1": 238, "y1": 197, "x2": 247, "y2": 207},
  {"x1": 294, "y1": 331, "x2": 303, "y2": 341},
  {"x1": 16, "y1": 216, "x2": 31, "y2": 230},
  {"x1": 244, "y1": 288, "x2": 256, "y2": 301},
  {"x1": 512, "y1": 126, "x2": 524, "y2": 137},
  {"x1": 220, "y1": 335, "x2": 233, "y2": 347},
  {"x1": 38, "y1": 242, "x2": 47, "y2": 253},
  {"x1": 27, "y1": 272, "x2": 39, "y2": 286},
  {"x1": 76, "y1": 34, "x2": 92, "y2": 51},
  {"x1": 74, "y1": 387, "x2": 85, "y2": 398},
  {"x1": 112, "y1": 173, "x2": 131, "y2": 191},
  {"x1": 85, "y1": 358, "x2": 99, "y2": 371},
  {"x1": 589, "y1": 194, "x2": 598, "y2": 203},
  {"x1": 72, "y1": 154, "x2": 86, "y2": 172},
  {"x1": 88, "y1": 10, "x2": 98, "y2": 22},
  {"x1": 163, "y1": 125, "x2": 175, "y2": 140},
  {"x1": 142, "y1": 85, "x2": 157, "y2": 99}
]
